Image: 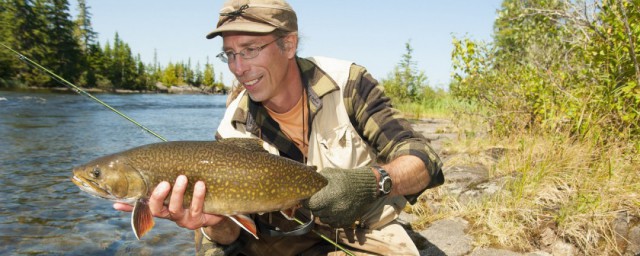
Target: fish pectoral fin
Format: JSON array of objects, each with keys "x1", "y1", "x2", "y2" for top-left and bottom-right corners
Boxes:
[
  {"x1": 132, "y1": 198, "x2": 155, "y2": 240},
  {"x1": 227, "y1": 215, "x2": 258, "y2": 239}
]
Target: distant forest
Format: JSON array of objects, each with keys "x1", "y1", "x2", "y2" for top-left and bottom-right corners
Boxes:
[{"x1": 0, "y1": 0, "x2": 224, "y2": 91}]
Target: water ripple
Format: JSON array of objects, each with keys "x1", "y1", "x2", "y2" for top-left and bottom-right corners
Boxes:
[{"x1": 0, "y1": 91, "x2": 223, "y2": 255}]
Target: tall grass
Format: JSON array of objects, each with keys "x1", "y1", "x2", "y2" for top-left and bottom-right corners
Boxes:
[
  {"x1": 399, "y1": 93, "x2": 639, "y2": 254},
  {"x1": 393, "y1": 94, "x2": 477, "y2": 119},
  {"x1": 412, "y1": 121, "x2": 640, "y2": 255}
]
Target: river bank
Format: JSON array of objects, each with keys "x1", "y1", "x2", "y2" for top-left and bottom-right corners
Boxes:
[
  {"x1": 406, "y1": 118, "x2": 550, "y2": 255},
  {"x1": 1, "y1": 83, "x2": 226, "y2": 95},
  {"x1": 407, "y1": 118, "x2": 640, "y2": 256}
]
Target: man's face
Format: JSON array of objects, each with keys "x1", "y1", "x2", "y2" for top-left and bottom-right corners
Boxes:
[{"x1": 221, "y1": 32, "x2": 293, "y2": 103}]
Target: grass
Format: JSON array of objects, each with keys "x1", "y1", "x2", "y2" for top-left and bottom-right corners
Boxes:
[
  {"x1": 392, "y1": 94, "x2": 477, "y2": 119},
  {"x1": 403, "y1": 95, "x2": 640, "y2": 255}
]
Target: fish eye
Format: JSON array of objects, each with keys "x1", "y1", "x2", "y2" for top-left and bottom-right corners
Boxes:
[{"x1": 91, "y1": 167, "x2": 101, "y2": 178}]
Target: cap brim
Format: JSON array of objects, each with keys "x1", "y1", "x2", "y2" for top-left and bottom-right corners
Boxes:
[{"x1": 206, "y1": 22, "x2": 276, "y2": 39}]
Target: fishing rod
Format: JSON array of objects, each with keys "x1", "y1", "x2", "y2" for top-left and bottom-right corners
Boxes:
[
  {"x1": 1, "y1": 42, "x2": 355, "y2": 256},
  {"x1": 0, "y1": 42, "x2": 167, "y2": 142}
]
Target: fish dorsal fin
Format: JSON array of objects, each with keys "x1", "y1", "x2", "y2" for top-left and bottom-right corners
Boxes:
[
  {"x1": 218, "y1": 138, "x2": 267, "y2": 153},
  {"x1": 132, "y1": 198, "x2": 155, "y2": 240},
  {"x1": 227, "y1": 215, "x2": 259, "y2": 239}
]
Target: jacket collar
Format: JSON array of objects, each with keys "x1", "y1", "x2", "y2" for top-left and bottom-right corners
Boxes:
[
  {"x1": 230, "y1": 56, "x2": 340, "y2": 131},
  {"x1": 227, "y1": 56, "x2": 340, "y2": 161}
]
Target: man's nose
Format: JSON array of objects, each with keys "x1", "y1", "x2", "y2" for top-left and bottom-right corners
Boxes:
[{"x1": 230, "y1": 56, "x2": 249, "y2": 77}]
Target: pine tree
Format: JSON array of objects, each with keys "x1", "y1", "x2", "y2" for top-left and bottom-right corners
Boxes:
[
  {"x1": 106, "y1": 32, "x2": 137, "y2": 89},
  {"x1": 0, "y1": 0, "x2": 17, "y2": 83},
  {"x1": 43, "y1": 0, "x2": 82, "y2": 87},
  {"x1": 134, "y1": 54, "x2": 148, "y2": 90},
  {"x1": 203, "y1": 57, "x2": 214, "y2": 87},
  {"x1": 381, "y1": 40, "x2": 429, "y2": 102},
  {"x1": 194, "y1": 61, "x2": 203, "y2": 86},
  {"x1": 5, "y1": 0, "x2": 51, "y2": 86},
  {"x1": 73, "y1": 0, "x2": 96, "y2": 53},
  {"x1": 120, "y1": 42, "x2": 137, "y2": 89},
  {"x1": 186, "y1": 58, "x2": 195, "y2": 86}
]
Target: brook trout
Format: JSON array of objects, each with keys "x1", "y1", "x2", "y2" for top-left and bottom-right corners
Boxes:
[{"x1": 71, "y1": 138, "x2": 327, "y2": 239}]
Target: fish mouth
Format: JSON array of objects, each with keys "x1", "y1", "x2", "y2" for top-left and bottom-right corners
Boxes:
[{"x1": 71, "y1": 175, "x2": 118, "y2": 201}]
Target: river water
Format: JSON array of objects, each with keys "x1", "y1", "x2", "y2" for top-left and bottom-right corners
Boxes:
[{"x1": 0, "y1": 90, "x2": 228, "y2": 255}]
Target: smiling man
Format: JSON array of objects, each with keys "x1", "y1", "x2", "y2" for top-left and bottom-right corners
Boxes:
[{"x1": 114, "y1": 0, "x2": 444, "y2": 255}]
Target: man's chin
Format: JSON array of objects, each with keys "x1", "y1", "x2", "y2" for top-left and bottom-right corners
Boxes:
[{"x1": 246, "y1": 91, "x2": 266, "y2": 103}]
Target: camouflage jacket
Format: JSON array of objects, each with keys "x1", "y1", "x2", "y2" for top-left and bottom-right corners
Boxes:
[{"x1": 216, "y1": 56, "x2": 444, "y2": 203}]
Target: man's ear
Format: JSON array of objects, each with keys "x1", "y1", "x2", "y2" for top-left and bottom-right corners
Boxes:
[{"x1": 283, "y1": 33, "x2": 298, "y2": 58}]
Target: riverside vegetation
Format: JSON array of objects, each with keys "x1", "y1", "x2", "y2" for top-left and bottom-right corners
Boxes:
[
  {"x1": 0, "y1": 0, "x2": 225, "y2": 92},
  {"x1": 388, "y1": 1, "x2": 638, "y2": 255}
]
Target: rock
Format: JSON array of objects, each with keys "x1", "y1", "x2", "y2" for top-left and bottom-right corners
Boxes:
[
  {"x1": 551, "y1": 240, "x2": 577, "y2": 256},
  {"x1": 626, "y1": 225, "x2": 640, "y2": 256},
  {"x1": 469, "y1": 248, "x2": 525, "y2": 256},
  {"x1": 155, "y1": 82, "x2": 168, "y2": 92},
  {"x1": 397, "y1": 211, "x2": 416, "y2": 226},
  {"x1": 525, "y1": 251, "x2": 553, "y2": 256},
  {"x1": 407, "y1": 117, "x2": 640, "y2": 256},
  {"x1": 485, "y1": 147, "x2": 508, "y2": 160},
  {"x1": 419, "y1": 218, "x2": 473, "y2": 256},
  {"x1": 410, "y1": 118, "x2": 457, "y2": 156},
  {"x1": 610, "y1": 210, "x2": 640, "y2": 255},
  {"x1": 442, "y1": 164, "x2": 489, "y2": 191}
]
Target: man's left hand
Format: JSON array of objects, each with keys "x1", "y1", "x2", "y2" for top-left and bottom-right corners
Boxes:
[{"x1": 302, "y1": 166, "x2": 378, "y2": 228}]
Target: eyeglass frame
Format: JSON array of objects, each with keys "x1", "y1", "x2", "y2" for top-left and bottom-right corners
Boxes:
[{"x1": 216, "y1": 36, "x2": 283, "y2": 64}]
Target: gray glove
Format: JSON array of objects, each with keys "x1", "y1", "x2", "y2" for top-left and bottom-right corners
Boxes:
[{"x1": 303, "y1": 166, "x2": 378, "y2": 228}]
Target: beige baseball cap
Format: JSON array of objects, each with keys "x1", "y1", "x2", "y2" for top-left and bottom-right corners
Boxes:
[{"x1": 206, "y1": 0, "x2": 298, "y2": 39}]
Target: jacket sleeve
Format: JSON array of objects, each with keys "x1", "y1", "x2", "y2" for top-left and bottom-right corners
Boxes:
[{"x1": 343, "y1": 65, "x2": 444, "y2": 203}]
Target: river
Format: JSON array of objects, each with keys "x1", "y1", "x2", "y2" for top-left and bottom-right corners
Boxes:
[{"x1": 0, "y1": 90, "x2": 228, "y2": 255}]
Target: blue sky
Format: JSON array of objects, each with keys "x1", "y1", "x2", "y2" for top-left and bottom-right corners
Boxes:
[{"x1": 71, "y1": 1, "x2": 502, "y2": 89}]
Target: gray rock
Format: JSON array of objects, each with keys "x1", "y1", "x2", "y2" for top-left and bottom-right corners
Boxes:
[
  {"x1": 469, "y1": 248, "x2": 524, "y2": 256},
  {"x1": 419, "y1": 218, "x2": 473, "y2": 256},
  {"x1": 626, "y1": 225, "x2": 640, "y2": 256},
  {"x1": 398, "y1": 211, "x2": 417, "y2": 226},
  {"x1": 551, "y1": 240, "x2": 577, "y2": 256}
]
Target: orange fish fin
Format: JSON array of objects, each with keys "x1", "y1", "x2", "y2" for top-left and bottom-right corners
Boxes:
[
  {"x1": 227, "y1": 215, "x2": 258, "y2": 239},
  {"x1": 280, "y1": 207, "x2": 298, "y2": 220},
  {"x1": 132, "y1": 199, "x2": 155, "y2": 240}
]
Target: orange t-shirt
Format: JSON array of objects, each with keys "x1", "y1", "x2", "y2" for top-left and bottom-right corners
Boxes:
[{"x1": 265, "y1": 92, "x2": 309, "y2": 157}]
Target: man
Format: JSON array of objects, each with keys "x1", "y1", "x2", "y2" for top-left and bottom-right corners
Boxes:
[{"x1": 115, "y1": 0, "x2": 443, "y2": 255}]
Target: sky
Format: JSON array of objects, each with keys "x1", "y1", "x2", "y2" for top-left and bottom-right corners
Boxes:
[{"x1": 70, "y1": 1, "x2": 502, "y2": 89}]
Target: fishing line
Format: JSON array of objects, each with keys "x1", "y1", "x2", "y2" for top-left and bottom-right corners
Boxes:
[{"x1": 1, "y1": 42, "x2": 355, "y2": 256}]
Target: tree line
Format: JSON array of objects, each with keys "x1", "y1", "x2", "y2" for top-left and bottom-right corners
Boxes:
[
  {"x1": 0, "y1": 0, "x2": 224, "y2": 91},
  {"x1": 451, "y1": 0, "x2": 639, "y2": 142}
]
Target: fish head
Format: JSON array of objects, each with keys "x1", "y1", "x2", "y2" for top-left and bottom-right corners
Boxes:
[{"x1": 71, "y1": 154, "x2": 147, "y2": 204}]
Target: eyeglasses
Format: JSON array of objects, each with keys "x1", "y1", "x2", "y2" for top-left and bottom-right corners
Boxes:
[{"x1": 216, "y1": 37, "x2": 282, "y2": 63}]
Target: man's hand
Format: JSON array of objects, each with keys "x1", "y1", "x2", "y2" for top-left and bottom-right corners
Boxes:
[
  {"x1": 303, "y1": 166, "x2": 378, "y2": 228},
  {"x1": 113, "y1": 175, "x2": 226, "y2": 229}
]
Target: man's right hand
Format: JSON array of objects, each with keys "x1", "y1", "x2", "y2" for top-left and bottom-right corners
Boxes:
[{"x1": 113, "y1": 175, "x2": 241, "y2": 244}]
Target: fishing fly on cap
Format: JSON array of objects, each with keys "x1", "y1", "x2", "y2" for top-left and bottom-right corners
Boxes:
[{"x1": 206, "y1": 0, "x2": 298, "y2": 39}]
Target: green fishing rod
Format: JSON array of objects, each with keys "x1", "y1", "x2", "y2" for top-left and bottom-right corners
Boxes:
[{"x1": 1, "y1": 42, "x2": 355, "y2": 256}]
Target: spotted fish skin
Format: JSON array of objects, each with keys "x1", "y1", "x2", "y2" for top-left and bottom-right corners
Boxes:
[{"x1": 71, "y1": 138, "x2": 327, "y2": 239}]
